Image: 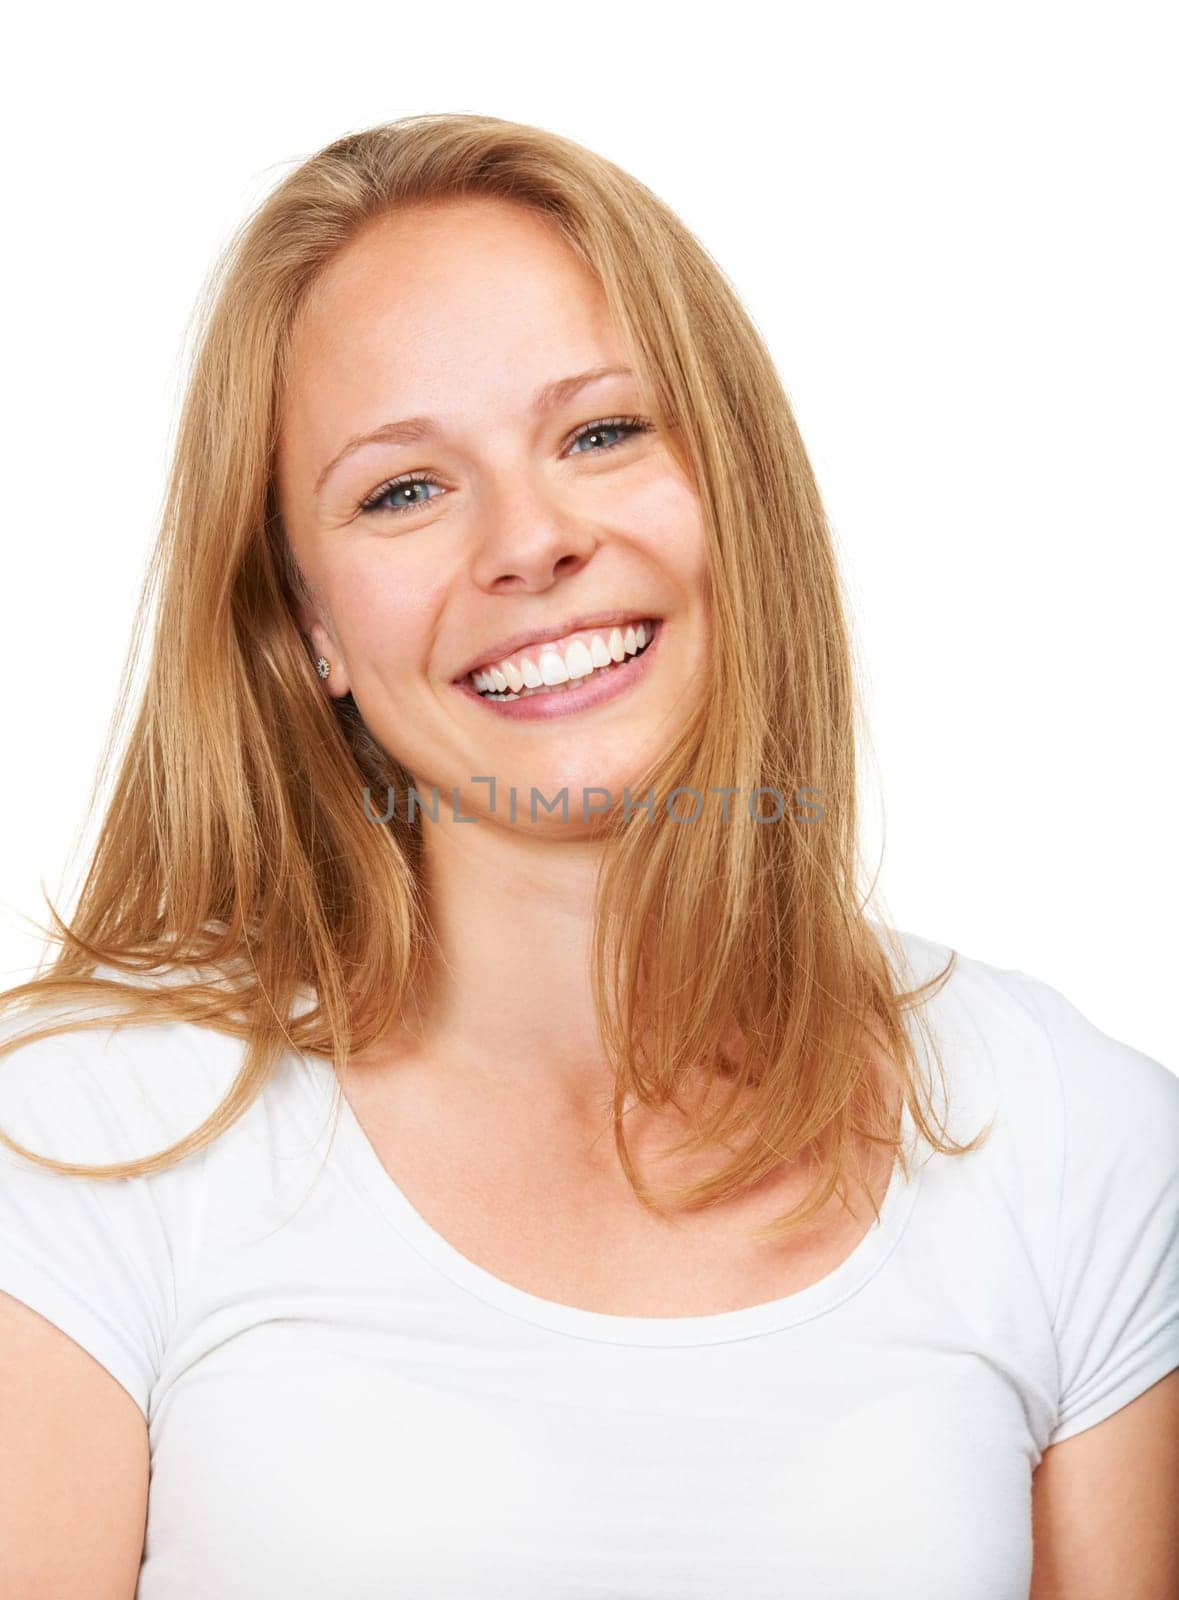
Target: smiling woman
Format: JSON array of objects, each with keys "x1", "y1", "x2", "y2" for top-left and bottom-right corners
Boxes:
[
  {"x1": 0, "y1": 112, "x2": 1176, "y2": 1599},
  {"x1": 273, "y1": 191, "x2": 714, "y2": 819}
]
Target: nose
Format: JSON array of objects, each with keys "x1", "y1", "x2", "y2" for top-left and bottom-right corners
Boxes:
[{"x1": 467, "y1": 469, "x2": 600, "y2": 593}]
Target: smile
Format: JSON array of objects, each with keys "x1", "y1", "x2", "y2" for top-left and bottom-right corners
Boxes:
[{"x1": 454, "y1": 619, "x2": 662, "y2": 721}]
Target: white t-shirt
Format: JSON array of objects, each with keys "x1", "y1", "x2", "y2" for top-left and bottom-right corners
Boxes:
[{"x1": 0, "y1": 927, "x2": 1176, "y2": 1599}]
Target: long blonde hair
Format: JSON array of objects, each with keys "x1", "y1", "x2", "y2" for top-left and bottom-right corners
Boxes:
[{"x1": 0, "y1": 112, "x2": 990, "y2": 1241}]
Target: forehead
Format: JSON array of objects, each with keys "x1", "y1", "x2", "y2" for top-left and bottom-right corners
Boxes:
[{"x1": 285, "y1": 197, "x2": 624, "y2": 409}]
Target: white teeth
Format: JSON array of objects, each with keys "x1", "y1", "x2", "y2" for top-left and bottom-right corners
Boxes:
[
  {"x1": 470, "y1": 619, "x2": 656, "y2": 699},
  {"x1": 539, "y1": 650, "x2": 570, "y2": 686},
  {"x1": 563, "y1": 640, "x2": 596, "y2": 679}
]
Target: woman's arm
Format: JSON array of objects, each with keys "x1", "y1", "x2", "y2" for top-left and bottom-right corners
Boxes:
[
  {"x1": 0, "y1": 1291, "x2": 148, "y2": 1599},
  {"x1": 1030, "y1": 1366, "x2": 1179, "y2": 1599}
]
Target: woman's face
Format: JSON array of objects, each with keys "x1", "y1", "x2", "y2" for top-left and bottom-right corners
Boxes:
[{"x1": 276, "y1": 195, "x2": 711, "y2": 831}]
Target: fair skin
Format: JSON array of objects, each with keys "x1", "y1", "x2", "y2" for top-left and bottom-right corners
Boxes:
[
  {"x1": 2, "y1": 195, "x2": 1175, "y2": 1593},
  {"x1": 1028, "y1": 1371, "x2": 1179, "y2": 1596}
]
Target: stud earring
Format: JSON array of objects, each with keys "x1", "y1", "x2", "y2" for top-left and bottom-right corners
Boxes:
[{"x1": 315, "y1": 656, "x2": 331, "y2": 680}]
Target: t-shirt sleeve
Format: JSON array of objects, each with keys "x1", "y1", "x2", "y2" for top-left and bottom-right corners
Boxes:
[
  {"x1": 1011, "y1": 973, "x2": 1179, "y2": 1448},
  {"x1": 0, "y1": 1012, "x2": 206, "y2": 1421}
]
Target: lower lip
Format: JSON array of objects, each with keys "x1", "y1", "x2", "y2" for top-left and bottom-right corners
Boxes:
[{"x1": 452, "y1": 621, "x2": 663, "y2": 721}]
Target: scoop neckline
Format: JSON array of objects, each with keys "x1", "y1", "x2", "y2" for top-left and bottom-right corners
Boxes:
[{"x1": 298, "y1": 1052, "x2": 925, "y2": 1348}]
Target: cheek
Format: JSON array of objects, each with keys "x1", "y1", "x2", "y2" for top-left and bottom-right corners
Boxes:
[
  {"x1": 327, "y1": 555, "x2": 444, "y2": 684},
  {"x1": 631, "y1": 471, "x2": 710, "y2": 590}
]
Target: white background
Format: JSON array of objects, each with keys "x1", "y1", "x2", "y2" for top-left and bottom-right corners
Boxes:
[{"x1": 3, "y1": 2, "x2": 1175, "y2": 1065}]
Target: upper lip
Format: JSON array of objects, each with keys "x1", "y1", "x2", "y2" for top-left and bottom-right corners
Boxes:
[{"x1": 453, "y1": 611, "x2": 660, "y2": 682}]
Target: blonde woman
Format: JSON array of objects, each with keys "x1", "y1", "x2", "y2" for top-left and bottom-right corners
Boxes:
[{"x1": 1, "y1": 114, "x2": 1175, "y2": 1599}]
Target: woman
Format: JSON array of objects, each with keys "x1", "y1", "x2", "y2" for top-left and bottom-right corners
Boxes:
[{"x1": 0, "y1": 113, "x2": 1175, "y2": 1598}]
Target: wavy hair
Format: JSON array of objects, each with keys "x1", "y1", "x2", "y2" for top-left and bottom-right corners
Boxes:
[{"x1": 0, "y1": 112, "x2": 992, "y2": 1241}]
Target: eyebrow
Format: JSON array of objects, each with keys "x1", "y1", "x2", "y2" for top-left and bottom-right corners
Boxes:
[{"x1": 312, "y1": 363, "x2": 638, "y2": 498}]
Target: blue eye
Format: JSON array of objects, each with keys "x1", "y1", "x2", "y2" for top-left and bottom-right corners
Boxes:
[
  {"x1": 357, "y1": 471, "x2": 441, "y2": 517},
  {"x1": 566, "y1": 414, "x2": 653, "y2": 456},
  {"x1": 356, "y1": 413, "x2": 654, "y2": 517}
]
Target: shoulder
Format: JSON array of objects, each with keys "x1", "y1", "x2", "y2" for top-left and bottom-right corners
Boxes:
[
  {"x1": 875, "y1": 921, "x2": 1178, "y2": 1264},
  {"x1": 0, "y1": 987, "x2": 247, "y2": 1174},
  {"x1": 878, "y1": 922, "x2": 1178, "y2": 1144},
  {"x1": 0, "y1": 978, "x2": 252, "y2": 1420},
  {"x1": 0, "y1": 966, "x2": 335, "y2": 1228},
  {"x1": 880, "y1": 925, "x2": 1179, "y2": 1423},
  {"x1": 0, "y1": 971, "x2": 328, "y2": 1421}
]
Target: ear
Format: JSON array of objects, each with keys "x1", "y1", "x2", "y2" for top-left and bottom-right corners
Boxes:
[{"x1": 303, "y1": 617, "x2": 352, "y2": 699}]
